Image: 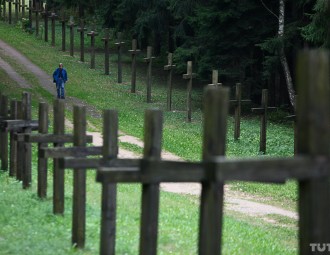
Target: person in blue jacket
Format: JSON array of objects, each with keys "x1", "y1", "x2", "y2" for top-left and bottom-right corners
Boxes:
[{"x1": 53, "y1": 63, "x2": 68, "y2": 99}]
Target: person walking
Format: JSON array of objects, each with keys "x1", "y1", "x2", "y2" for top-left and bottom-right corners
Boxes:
[{"x1": 53, "y1": 63, "x2": 68, "y2": 99}]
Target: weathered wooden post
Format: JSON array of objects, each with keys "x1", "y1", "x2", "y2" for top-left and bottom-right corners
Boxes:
[
  {"x1": 144, "y1": 46, "x2": 155, "y2": 103},
  {"x1": 164, "y1": 53, "x2": 176, "y2": 111},
  {"x1": 22, "y1": 92, "x2": 32, "y2": 189},
  {"x1": 72, "y1": 105, "x2": 87, "y2": 249},
  {"x1": 251, "y1": 89, "x2": 276, "y2": 154},
  {"x1": 0, "y1": 94, "x2": 9, "y2": 171},
  {"x1": 68, "y1": 21, "x2": 75, "y2": 57},
  {"x1": 115, "y1": 32, "x2": 125, "y2": 83},
  {"x1": 129, "y1": 39, "x2": 140, "y2": 93},
  {"x1": 199, "y1": 86, "x2": 229, "y2": 255},
  {"x1": 99, "y1": 109, "x2": 118, "y2": 255},
  {"x1": 296, "y1": 50, "x2": 330, "y2": 254},
  {"x1": 60, "y1": 15, "x2": 67, "y2": 52},
  {"x1": 13, "y1": 0, "x2": 19, "y2": 23},
  {"x1": 77, "y1": 19, "x2": 87, "y2": 62},
  {"x1": 49, "y1": 12, "x2": 57, "y2": 47},
  {"x1": 15, "y1": 101, "x2": 23, "y2": 181},
  {"x1": 33, "y1": 3, "x2": 40, "y2": 37},
  {"x1": 37, "y1": 102, "x2": 48, "y2": 198},
  {"x1": 2, "y1": 0, "x2": 6, "y2": 21},
  {"x1": 208, "y1": 70, "x2": 222, "y2": 87},
  {"x1": 87, "y1": 30, "x2": 99, "y2": 69},
  {"x1": 20, "y1": 0, "x2": 26, "y2": 18},
  {"x1": 139, "y1": 109, "x2": 163, "y2": 254},
  {"x1": 8, "y1": 0, "x2": 12, "y2": 24},
  {"x1": 27, "y1": 0, "x2": 32, "y2": 30},
  {"x1": 102, "y1": 28, "x2": 111, "y2": 75},
  {"x1": 53, "y1": 99, "x2": 65, "y2": 214},
  {"x1": 9, "y1": 100, "x2": 18, "y2": 177},
  {"x1": 229, "y1": 83, "x2": 251, "y2": 140},
  {"x1": 183, "y1": 61, "x2": 197, "y2": 122},
  {"x1": 41, "y1": 4, "x2": 49, "y2": 42}
]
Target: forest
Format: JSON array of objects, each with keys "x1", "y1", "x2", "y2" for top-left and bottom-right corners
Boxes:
[{"x1": 41, "y1": 0, "x2": 329, "y2": 109}]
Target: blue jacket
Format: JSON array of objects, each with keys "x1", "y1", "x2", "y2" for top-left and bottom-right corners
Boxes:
[{"x1": 53, "y1": 68, "x2": 68, "y2": 83}]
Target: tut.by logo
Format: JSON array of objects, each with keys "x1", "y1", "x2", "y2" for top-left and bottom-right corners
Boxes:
[{"x1": 310, "y1": 243, "x2": 330, "y2": 252}]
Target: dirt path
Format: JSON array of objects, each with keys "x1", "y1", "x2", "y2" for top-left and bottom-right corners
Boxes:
[{"x1": 0, "y1": 39, "x2": 298, "y2": 223}]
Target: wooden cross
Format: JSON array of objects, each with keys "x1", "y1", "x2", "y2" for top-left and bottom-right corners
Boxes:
[
  {"x1": 144, "y1": 46, "x2": 155, "y2": 103},
  {"x1": 8, "y1": 0, "x2": 12, "y2": 24},
  {"x1": 208, "y1": 70, "x2": 222, "y2": 87},
  {"x1": 3, "y1": 93, "x2": 38, "y2": 189},
  {"x1": 59, "y1": 14, "x2": 67, "y2": 51},
  {"x1": 87, "y1": 30, "x2": 99, "y2": 69},
  {"x1": 49, "y1": 12, "x2": 57, "y2": 47},
  {"x1": 102, "y1": 28, "x2": 111, "y2": 75},
  {"x1": 128, "y1": 39, "x2": 140, "y2": 93},
  {"x1": 68, "y1": 20, "x2": 75, "y2": 57},
  {"x1": 27, "y1": 0, "x2": 32, "y2": 29},
  {"x1": 40, "y1": 4, "x2": 49, "y2": 42},
  {"x1": 9, "y1": 99, "x2": 18, "y2": 177},
  {"x1": 0, "y1": 94, "x2": 9, "y2": 171},
  {"x1": 13, "y1": 0, "x2": 19, "y2": 23},
  {"x1": 164, "y1": 53, "x2": 176, "y2": 111},
  {"x1": 115, "y1": 32, "x2": 125, "y2": 83},
  {"x1": 77, "y1": 19, "x2": 87, "y2": 62},
  {"x1": 32, "y1": 3, "x2": 40, "y2": 37},
  {"x1": 183, "y1": 61, "x2": 197, "y2": 122},
  {"x1": 20, "y1": 0, "x2": 26, "y2": 18},
  {"x1": 2, "y1": 0, "x2": 6, "y2": 21},
  {"x1": 58, "y1": 109, "x2": 138, "y2": 253},
  {"x1": 251, "y1": 89, "x2": 277, "y2": 154},
  {"x1": 229, "y1": 83, "x2": 251, "y2": 140}
]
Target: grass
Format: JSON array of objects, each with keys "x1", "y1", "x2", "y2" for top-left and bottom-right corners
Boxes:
[{"x1": 0, "y1": 21, "x2": 298, "y2": 254}]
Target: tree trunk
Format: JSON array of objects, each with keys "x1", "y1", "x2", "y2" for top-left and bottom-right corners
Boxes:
[{"x1": 278, "y1": 0, "x2": 296, "y2": 110}]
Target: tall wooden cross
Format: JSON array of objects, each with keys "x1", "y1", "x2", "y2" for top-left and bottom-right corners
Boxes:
[
  {"x1": 27, "y1": 0, "x2": 32, "y2": 29},
  {"x1": 8, "y1": 0, "x2": 12, "y2": 24},
  {"x1": 144, "y1": 46, "x2": 155, "y2": 103},
  {"x1": 77, "y1": 19, "x2": 87, "y2": 62},
  {"x1": 183, "y1": 61, "x2": 197, "y2": 122},
  {"x1": 208, "y1": 70, "x2": 222, "y2": 87},
  {"x1": 41, "y1": 4, "x2": 49, "y2": 42},
  {"x1": 59, "y1": 14, "x2": 67, "y2": 51},
  {"x1": 164, "y1": 52, "x2": 176, "y2": 111},
  {"x1": 229, "y1": 83, "x2": 251, "y2": 140},
  {"x1": 115, "y1": 32, "x2": 125, "y2": 83},
  {"x1": 20, "y1": 0, "x2": 26, "y2": 18},
  {"x1": 87, "y1": 30, "x2": 99, "y2": 69},
  {"x1": 102, "y1": 28, "x2": 111, "y2": 75},
  {"x1": 3, "y1": 93, "x2": 38, "y2": 188},
  {"x1": 32, "y1": 3, "x2": 40, "y2": 37},
  {"x1": 129, "y1": 39, "x2": 140, "y2": 93},
  {"x1": 68, "y1": 20, "x2": 75, "y2": 56},
  {"x1": 13, "y1": 0, "x2": 19, "y2": 23},
  {"x1": 49, "y1": 12, "x2": 57, "y2": 46},
  {"x1": 251, "y1": 89, "x2": 277, "y2": 153},
  {"x1": 9, "y1": 99, "x2": 18, "y2": 177},
  {"x1": 0, "y1": 94, "x2": 9, "y2": 171}
]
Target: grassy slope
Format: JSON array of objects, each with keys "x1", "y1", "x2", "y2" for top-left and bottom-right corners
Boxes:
[{"x1": 0, "y1": 22, "x2": 297, "y2": 254}]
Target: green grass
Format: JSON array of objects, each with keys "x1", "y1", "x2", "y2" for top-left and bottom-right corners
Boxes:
[{"x1": 0, "y1": 21, "x2": 298, "y2": 254}]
